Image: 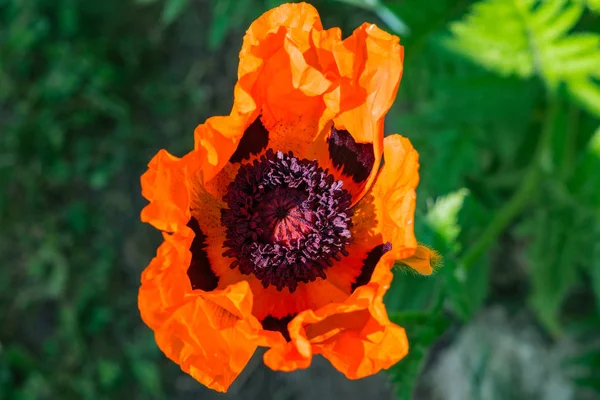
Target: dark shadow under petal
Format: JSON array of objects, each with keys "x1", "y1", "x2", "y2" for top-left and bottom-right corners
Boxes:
[
  {"x1": 261, "y1": 314, "x2": 297, "y2": 342},
  {"x1": 229, "y1": 117, "x2": 269, "y2": 163},
  {"x1": 187, "y1": 217, "x2": 219, "y2": 291},
  {"x1": 351, "y1": 242, "x2": 392, "y2": 292},
  {"x1": 328, "y1": 126, "x2": 375, "y2": 183}
]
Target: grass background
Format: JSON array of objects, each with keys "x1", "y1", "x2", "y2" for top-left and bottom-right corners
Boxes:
[{"x1": 1, "y1": 0, "x2": 599, "y2": 399}]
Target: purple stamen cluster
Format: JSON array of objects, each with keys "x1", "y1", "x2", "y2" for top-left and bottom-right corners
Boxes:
[{"x1": 221, "y1": 150, "x2": 353, "y2": 292}]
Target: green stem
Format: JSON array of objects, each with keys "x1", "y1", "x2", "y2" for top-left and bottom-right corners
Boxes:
[{"x1": 460, "y1": 96, "x2": 558, "y2": 270}]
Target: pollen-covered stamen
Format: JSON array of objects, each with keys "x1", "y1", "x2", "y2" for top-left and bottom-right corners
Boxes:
[{"x1": 221, "y1": 150, "x2": 353, "y2": 292}]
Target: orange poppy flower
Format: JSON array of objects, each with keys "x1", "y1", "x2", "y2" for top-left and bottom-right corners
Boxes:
[{"x1": 138, "y1": 2, "x2": 436, "y2": 393}]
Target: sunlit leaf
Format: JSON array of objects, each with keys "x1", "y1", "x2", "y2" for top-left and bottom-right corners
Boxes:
[
  {"x1": 584, "y1": 0, "x2": 600, "y2": 13},
  {"x1": 446, "y1": 0, "x2": 600, "y2": 106},
  {"x1": 569, "y1": 79, "x2": 600, "y2": 117},
  {"x1": 426, "y1": 188, "x2": 469, "y2": 251}
]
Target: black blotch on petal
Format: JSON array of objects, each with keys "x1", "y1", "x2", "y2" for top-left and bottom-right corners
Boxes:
[
  {"x1": 328, "y1": 126, "x2": 375, "y2": 183},
  {"x1": 186, "y1": 217, "x2": 219, "y2": 291},
  {"x1": 261, "y1": 314, "x2": 296, "y2": 342},
  {"x1": 229, "y1": 117, "x2": 269, "y2": 163},
  {"x1": 351, "y1": 242, "x2": 392, "y2": 292}
]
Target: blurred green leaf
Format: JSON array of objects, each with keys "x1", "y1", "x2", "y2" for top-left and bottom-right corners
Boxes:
[
  {"x1": 563, "y1": 316, "x2": 600, "y2": 394},
  {"x1": 334, "y1": 0, "x2": 409, "y2": 35},
  {"x1": 2, "y1": 345, "x2": 37, "y2": 372},
  {"x1": 578, "y1": 126, "x2": 600, "y2": 309},
  {"x1": 387, "y1": 190, "x2": 469, "y2": 315},
  {"x1": 590, "y1": 126, "x2": 600, "y2": 155},
  {"x1": 161, "y1": 0, "x2": 189, "y2": 26},
  {"x1": 208, "y1": 0, "x2": 253, "y2": 50},
  {"x1": 386, "y1": 312, "x2": 450, "y2": 400},
  {"x1": 447, "y1": 259, "x2": 490, "y2": 320},
  {"x1": 383, "y1": 0, "x2": 471, "y2": 43},
  {"x1": 97, "y1": 360, "x2": 122, "y2": 389},
  {"x1": 522, "y1": 190, "x2": 586, "y2": 333},
  {"x1": 131, "y1": 361, "x2": 162, "y2": 394},
  {"x1": 385, "y1": 268, "x2": 442, "y2": 312}
]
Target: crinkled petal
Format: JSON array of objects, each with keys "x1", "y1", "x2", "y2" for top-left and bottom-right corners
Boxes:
[
  {"x1": 153, "y1": 281, "x2": 261, "y2": 392},
  {"x1": 193, "y1": 113, "x2": 257, "y2": 184},
  {"x1": 372, "y1": 135, "x2": 423, "y2": 268},
  {"x1": 263, "y1": 257, "x2": 408, "y2": 377},
  {"x1": 326, "y1": 135, "x2": 427, "y2": 293},
  {"x1": 318, "y1": 23, "x2": 404, "y2": 204},
  {"x1": 231, "y1": 2, "x2": 338, "y2": 166},
  {"x1": 213, "y1": 4, "x2": 404, "y2": 207},
  {"x1": 139, "y1": 227, "x2": 195, "y2": 330},
  {"x1": 140, "y1": 174, "x2": 263, "y2": 392},
  {"x1": 236, "y1": 2, "x2": 331, "y2": 122},
  {"x1": 328, "y1": 24, "x2": 404, "y2": 143},
  {"x1": 140, "y1": 149, "x2": 201, "y2": 232},
  {"x1": 345, "y1": 134, "x2": 430, "y2": 274},
  {"x1": 208, "y1": 243, "x2": 350, "y2": 333}
]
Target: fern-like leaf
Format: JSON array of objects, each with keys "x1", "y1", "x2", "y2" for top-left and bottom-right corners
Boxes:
[
  {"x1": 446, "y1": 0, "x2": 600, "y2": 117},
  {"x1": 585, "y1": 0, "x2": 600, "y2": 13}
]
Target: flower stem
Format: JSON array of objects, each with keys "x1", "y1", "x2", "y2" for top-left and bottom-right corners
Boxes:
[{"x1": 460, "y1": 96, "x2": 558, "y2": 270}]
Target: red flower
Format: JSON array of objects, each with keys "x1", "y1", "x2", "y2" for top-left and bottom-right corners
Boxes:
[{"x1": 139, "y1": 2, "x2": 437, "y2": 392}]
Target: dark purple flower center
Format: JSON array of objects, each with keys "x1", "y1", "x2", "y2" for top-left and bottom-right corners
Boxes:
[{"x1": 221, "y1": 150, "x2": 353, "y2": 292}]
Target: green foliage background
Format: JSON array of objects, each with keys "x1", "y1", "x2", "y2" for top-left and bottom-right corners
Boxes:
[{"x1": 1, "y1": 0, "x2": 599, "y2": 399}]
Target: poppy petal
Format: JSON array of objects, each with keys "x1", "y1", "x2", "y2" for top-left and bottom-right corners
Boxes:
[
  {"x1": 193, "y1": 4, "x2": 332, "y2": 186},
  {"x1": 327, "y1": 126, "x2": 376, "y2": 184},
  {"x1": 209, "y1": 251, "x2": 349, "y2": 332},
  {"x1": 328, "y1": 24, "x2": 404, "y2": 144},
  {"x1": 141, "y1": 150, "x2": 195, "y2": 232},
  {"x1": 153, "y1": 281, "x2": 261, "y2": 393},
  {"x1": 322, "y1": 234, "x2": 382, "y2": 295},
  {"x1": 324, "y1": 134, "x2": 428, "y2": 295},
  {"x1": 355, "y1": 134, "x2": 428, "y2": 271},
  {"x1": 373, "y1": 135, "x2": 427, "y2": 270},
  {"x1": 236, "y1": 2, "x2": 332, "y2": 124},
  {"x1": 225, "y1": 5, "x2": 404, "y2": 207},
  {"x1": 230, "y1": 3, "x2": 342, "y2": 172},
  {"x1": 193, "y1": 113, "x2": 259, "y2": 184},
  {"x1": 139, "y1": 227, "x2": 195, "y2": 330},
  {"x1": 263, "y1": 257, "x2": 408, "y2": 377},
  {"x1": 186, "y1": 217, "x2": 220, "y2": 291},
  {"x1": 228, "y1": 117, "x2": 270, "y2": 164},
  {"x1": 317, "y1": 23, "x2": 404, "y2": 204},
  {"x1": 140, "y1": 157, "x2": 265, "y2": 391}
]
